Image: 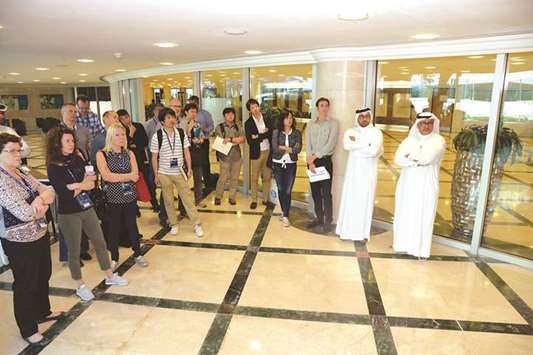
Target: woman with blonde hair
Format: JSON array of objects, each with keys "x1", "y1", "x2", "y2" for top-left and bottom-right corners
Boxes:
[{"x1": 96, "y1": 123, "x2": 148, "y2": 269}]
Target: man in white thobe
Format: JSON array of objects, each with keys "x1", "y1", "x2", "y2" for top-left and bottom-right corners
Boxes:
[
  {"x1": 336, "y1": 108, "x2": 383, "y2": 241},
  {"x1": 393, "y1": 112, "x2": 446, "y2": 259}
]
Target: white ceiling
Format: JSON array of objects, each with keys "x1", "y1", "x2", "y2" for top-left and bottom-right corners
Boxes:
[{"x1": 1, "y1": 0, "x2": 532, "y2": 84}]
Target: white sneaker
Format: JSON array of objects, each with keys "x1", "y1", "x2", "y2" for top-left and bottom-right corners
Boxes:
[
  {"x1": 194, "y1": 224, "x2": 204, "y2": 238},
  {"x1": 76, "y1": 284, "x2": 95, "y2": 301},
  {"x1": 278, "y1": 215, "x2": 284, "y2": 221},
  {"x1": 105, "y1": 273, "x2": 128, "y2": 286},
  {"x1": 170, "y1": 225, "x2": 178, "y2": 235},
  {"x1": 282, "y1": 217, "x2": 290, "y2": 228},
  {"x1": 134, "y1": 255, "x2": 149, "y2": 267}
]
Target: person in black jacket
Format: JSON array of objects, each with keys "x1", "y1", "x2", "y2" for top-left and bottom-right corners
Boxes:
[
  {"x1": 184, "y1": 103, "x2": 208, "y2": 208},
  {"x1": 244, "y1": 99, "x2": 273, "y2": 209}
]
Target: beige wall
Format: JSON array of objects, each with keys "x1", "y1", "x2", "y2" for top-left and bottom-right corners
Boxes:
[{"x1": 0, "y1": 84, "x2": 75, "y2": 130}]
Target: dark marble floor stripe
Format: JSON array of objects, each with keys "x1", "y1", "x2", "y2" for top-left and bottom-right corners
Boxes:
[
  {"x1": 387, "y1": 316, "x2": 461, "y2": 331},
  {"x1": 368, "y1": 252, "x2": 473, "y2": 262},
  {"x1": 474, "y1": 261, "x2": 533, "y2": 325},
  {"x1": 198, "y1": 205, "x2": 274, "y2": 355},
  {"x1": 17, "y1": 226, "x2": 169, "y2": 355},
  {"x1": 259, "y1": 246, "x2": 356, "y2": 257},
  {"x1": 98, "y1": 293, "x2": 220, "y2": 313},
  {"x1": 234, "y1": 306, "x2": 370, "y2": 325},
  {"x1": 198, "y1": 208, "x2": 265, "y2": 216},
  {"x1": 141, "y1": 239, "x2": 248, "y2": 251},
  {"x1": 355, "y1": 242, "x2": 398, "y2": 355}
]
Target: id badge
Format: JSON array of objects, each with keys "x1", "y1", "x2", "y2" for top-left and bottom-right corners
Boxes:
[
  {"x1": 76, "y1": 192, "x2": 94, "y2": 209},
  {"x1": 121, "y1": 183, "x2": 135, "y2": 196},
  {"x1": 170, "y1": 158, "x2": 178, "y2": 168},
  {"x1": 36, "y1": 218, "x2": 47, "y2": 229}
]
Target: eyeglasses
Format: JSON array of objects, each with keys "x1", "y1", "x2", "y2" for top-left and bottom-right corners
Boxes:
[{"x1": 2, "y1": 148, "x2": 22, "y2": 155}]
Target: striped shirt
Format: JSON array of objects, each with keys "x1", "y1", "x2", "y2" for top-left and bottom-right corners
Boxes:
[{"x1": 150, "y1": 127, "x2": 190, "y2": 176}]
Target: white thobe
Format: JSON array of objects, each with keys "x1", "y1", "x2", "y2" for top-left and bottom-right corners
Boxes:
[
  {"x1": 393, "y1": 132, "x2": 445, "y2": 258},
  {"x1": 336, "y1": 125, "x2": 383, "y2": 241}
]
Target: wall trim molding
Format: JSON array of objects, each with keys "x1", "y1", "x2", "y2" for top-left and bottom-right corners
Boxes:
[{"x1": 102, "y1": 33, "x2": 533, "y2": 82}]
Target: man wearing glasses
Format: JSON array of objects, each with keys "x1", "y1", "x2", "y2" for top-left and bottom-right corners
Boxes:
[
  {"x1": 75, "y1": 94, "x2": 106, "y2": 140},
  {"x1": 0, "y1": 103, "x2": 31, "y2": 160}
]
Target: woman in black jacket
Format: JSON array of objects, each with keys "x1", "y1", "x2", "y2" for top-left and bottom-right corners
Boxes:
[
  {"x1": 184, "y1": 103, "x2": 208, "y2": 207},
  {"x1": 271, "y1": 110, "x2": 302, "y2": 227}
]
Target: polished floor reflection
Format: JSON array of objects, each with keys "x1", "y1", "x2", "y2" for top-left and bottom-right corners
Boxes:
[{"x1": 1, "y1": 189, "x2": 532, "y2": 354}]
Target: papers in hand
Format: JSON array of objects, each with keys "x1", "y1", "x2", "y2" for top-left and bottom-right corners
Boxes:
[
  {"x1": 306, "y1": 166, "x2": 330, "y2": 182},
  {"x1": 212, "y1": 136, "x2": 232, "y2": 156}
]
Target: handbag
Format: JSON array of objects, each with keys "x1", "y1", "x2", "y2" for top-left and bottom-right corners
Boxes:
[{"x1": 135, "y1": 172, "x2": 151, "y2": 202}]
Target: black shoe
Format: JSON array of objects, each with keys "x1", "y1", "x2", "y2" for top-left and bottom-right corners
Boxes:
[
  {"x1": 229, "y1": 199, "x2": 236, "y2": 205},
  {"x1": 80, "y1": 260, "x2": 84, "y2": 268},
  {"x1": 214, "y1": 198, "x2": 221, "y2": 206},
  {"x1": 322, "y1": 223, "x2": 333, "y2": 234},
  {"x1": 250, "y1": 202, "x2": 257, "y2": 209},
  {"x1": 159, "y1": 219, "x2": 168, "y2": 227},
  {"x1": 80, "y1": 252, "x2": 92, "y2": 261},
  {"x1": 151, "y1": 201, "x2": 160, "y2": 212},
  {"x1": 136, "y1": 210, "x2": 141, "y2": 218},
  {"x1": 307, "y1": 219, "x2": 322, "y2": 229}
]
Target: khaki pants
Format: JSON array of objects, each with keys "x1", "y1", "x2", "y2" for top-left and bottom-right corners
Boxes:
[
  {"x1": 250, "y1": 150, "x2": 272, "y2": 202},
  {"x1": 216, "y1": 159, "x2": 241, "y2": 200},
  {"x1": 159, "y1": 173, "x2": 200, "y2": 226}
]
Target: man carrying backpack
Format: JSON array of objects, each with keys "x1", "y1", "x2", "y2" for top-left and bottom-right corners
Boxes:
[{"x1": 150, "y1": 108, "x2": 204, "y2": 238}]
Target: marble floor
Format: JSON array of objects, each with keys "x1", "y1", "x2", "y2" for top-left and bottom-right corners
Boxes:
[{"x1": 0, "y1": 191, "x2": 532, "y2": 355}]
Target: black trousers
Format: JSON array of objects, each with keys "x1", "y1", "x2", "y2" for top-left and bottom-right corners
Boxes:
[
  {"x1": 202, "y1": 140, "x2": 212, "y2": 187},
  {"x1": 106, "y1": 201, "x2": 141, "y2": 262},
  {"x1": 1, "y1": 234, "x2": 52, "y2": 338},
  {"x1": 310, "y1": 156, "x2": 333, "y2": 224}
]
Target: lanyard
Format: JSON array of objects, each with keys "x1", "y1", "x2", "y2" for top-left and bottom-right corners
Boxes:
[
  {"x1": 164, "y1": 128, "x2": 177, "y2": 154},
  {"x1": 0, "y1": 166, "x2": 37, "y2": 199}
]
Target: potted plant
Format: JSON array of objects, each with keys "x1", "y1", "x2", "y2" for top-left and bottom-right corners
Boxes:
[{"x1": 451, "y1": 124, "x2": 522, "y2": 240}]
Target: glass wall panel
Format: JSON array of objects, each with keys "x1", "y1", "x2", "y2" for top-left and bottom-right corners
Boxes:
[
  {"x1": 250, "y1": 64, "x2": 313, "y2": 202},
  {"x1": 142, "y1": 72, "x2": 194, "y2": 117},
  {"x1": 374, "y1": 55, "x2": 496, "y2": 243},
  {"x1": 482, "y1": 52, "x2": 533, "y2": 260}
]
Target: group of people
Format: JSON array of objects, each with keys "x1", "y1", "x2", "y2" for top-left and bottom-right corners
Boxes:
[{"x1": 0, "y1": 94, "x2": 445, "y2": 345}]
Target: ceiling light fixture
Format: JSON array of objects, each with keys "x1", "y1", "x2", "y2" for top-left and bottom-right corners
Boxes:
[
  {"x1": 467, "y1": 55, "x2": 485, "y2": 59},
  {"x1": 337, "y1": 9, "x2": 369, "y2": 21},
  {"x1": 154, "y1": 42, "x2": 178, "y2": 48},
  {"x1": 511, "y1": 62, "x2": 526, "y2": 65},
  {"x1": 60, "y1": 81, "x2": 67, "y2": 84},
  {"x1": 0, "y1": 25, "x2": 4, "y2": 30},
  {"x1": 33, "y1": 79, "x2": 40, "y2": 82},
  {"x1": 244, "y1": 50, "x2": 263, "y2": 55},
  {"x1": 77, "y1": 58, "x2": 94, "y2": 63},
  {"x1": 115, "y1": 69, "x2": 127, "y2": 72},
  {"x1": 224, "y1": 28, "x2": 248, "y2": 36},
  {"x1": 52, "y1": 77, "x2": 61, "y2": 80},
  {"x1": 380, "y1": 61, "x2": 389, "y2": 64},
  {"x1": 424, "y1": 66, "x2": 436, "y2": 69},
  {"x1": 159, "y1": 62, "x2": 174, "y2": 66},
  {"x1": 410, "y1": 33, "x2": 440, "y2": 40},
  {"x1": 34, "y1": 67, "x2": 49, "y2": 71},
  {"x1": 8, "y1": 72, "x2": 20, "y2": 75},
  {"x1": 79, "y1": 73, "x2": 88, "y2": 76},
  {"x1": 16, "y1": 81, "x2": 24, "y2": 84},
  {"x1": 268, "y1": 69, "x2": 277, "y2": 73},
  {"x1": 79, "y1": 79, "x2": 86, "y2": 82},
  {"x1": 461, "y1": 70, "x2": 471, "y2": 73}
]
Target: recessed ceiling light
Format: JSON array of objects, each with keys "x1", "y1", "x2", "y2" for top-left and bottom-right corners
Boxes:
[
  {"x1": 115, "y1": 69, "x2": 127, "y2": 72},
  {"x1": 380, "y1": 61, "x2": 389, "y2": 64},
  {"x1": 33, "y1": 79, "x2": 40, "y2": 82},
  {"x1": 79, "y1": 79, "x2": 86, "y2": 82},
  {"x1": 159, "y1": 62, "x2": 174, "y2": 66},
  {"x1": 461, "y1": 70, "x2": 471, "y2": 73},
  {"x1": 400, "y1": 72, "x2": 410, "y2": 75},
  {"x1": 0, "y1": 25, "x2": 4, "y2": 30},
  {"x1": 8, "y1": 72, "x2": 20, "y2": 76},
  {"x1": 337, "y1": 10, "x2": 369, "y2": 21},
  {"x1": 142, "y1": 75, "x2": 149, "y2": 78},
  {"x1": 52, "y1": 77, "x2": 61, "y2": 80},
  {"x1": 268, "y1": 69, "x2": 277, "y2": 73},
  {"x1": 410, "y1": 33, "x2": 440, "y2": 40},
  {"x1": 60, "y1": 81, "x2": 67, "y2": 84},
  {"x1": 224, "y1": 28, "x2": 248, "y2": 36},
  {"x1": 278, "y1": 74, "x2": 286, "y2": 77},
  {"x1": 467, "y1": 55, "x2": 485, "y2": 59},
  {"x1": 511, "y1": 62, "x2": 526, "y2": 65},
  {"x1": 244, "y1": 50, "x2": 263, "y2": 55},
  {"x1": 16, "y1": 81, "x2": 24, "y2": 84},
  {"x1": 77, "y1": 58, "x2": 94, "y2": 63},
  {"x1": 79, "y1": 73, "x2": 88, "y2": 76},
  {"x1": 232, "y1": 72, "x2": 239, "y2": 75},
  {"x1": 154, "y1": 42, "x2": 178, "y2": 48},
  {"x1": 424, "y1": 66, "x2": 436, "y2": 69},
  {"x1": 34, "y1": 67, "x2": 49, "y2": 71}
]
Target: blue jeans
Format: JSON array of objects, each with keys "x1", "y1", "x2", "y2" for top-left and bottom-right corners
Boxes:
[{"x1": 272, "y1": 162, "x2": 297, "y2": 218}]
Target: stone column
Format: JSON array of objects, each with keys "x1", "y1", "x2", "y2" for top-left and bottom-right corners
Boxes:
[{"x1": 313, "y1": 60, "x2": 366, "y2": 222}]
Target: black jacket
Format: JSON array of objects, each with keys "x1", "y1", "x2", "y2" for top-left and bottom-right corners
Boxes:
[
  {"x1": 271, "y1": 128, "x2": 302, "y2": 162},
  {"x1": 244, "y1": 115, "x2": 274, "y2": 160}
]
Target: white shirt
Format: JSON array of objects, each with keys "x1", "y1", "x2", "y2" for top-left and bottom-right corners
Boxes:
[
  {"x1": 272, "y1": 129, "x2": 295, "y2": 165},
  {"x1": 150, "y1": 127, "x2": 190, "y2": 176},
  {"x1": 253, "y1": 114, "x2": 270, "y2": 151}
]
